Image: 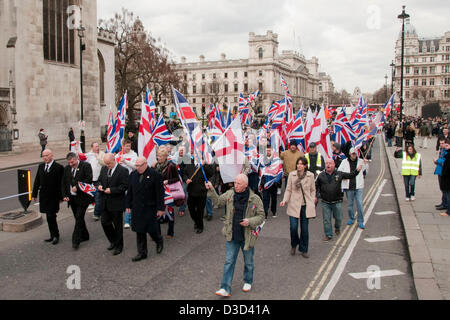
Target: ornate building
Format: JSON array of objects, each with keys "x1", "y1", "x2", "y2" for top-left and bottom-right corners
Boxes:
[
  {"x1": 0, "y1": 0, "x2": 115, "y2": 152},
  {"x1": 171, "y1": 31, "x2": 322, "y2": 118},
  {"x1": 318, "y1": 72, "x2": 334, "y2": 105},
  {"x1": 394, "y1": 18, "x2": 450, "y2": 116}
]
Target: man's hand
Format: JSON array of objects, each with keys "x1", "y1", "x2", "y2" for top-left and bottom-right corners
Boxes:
[
  {"x1": 98, "y1": 185, "x2": 104, "y2": 192},
  {"x1": 240, "y1": 219, "x2": 249, "y2": 227},
  {"x1": 63, "y1": 197, "x2": 70, "y2": 202},
  {"x1": 157, "y1": 210, "x2": 164, "y2": 218},
  {"x1": 104, "y1": 188, "x2": 111, "y2": 194},
  {"x1": 280, "y1": 201, "x2": 286, "y2": 207},
  {"x1": 163, "y1": 180, "x2": 168, "y2": 185},
  {"x1": 186, "y1": 179, "x2": 192, "y2": 184},
  {"x1": 205, "y1": 182, "x2": 213, "y2": 190},
  {"x1": 357, "y1": 165, "x2": 363, "y2": 171}
]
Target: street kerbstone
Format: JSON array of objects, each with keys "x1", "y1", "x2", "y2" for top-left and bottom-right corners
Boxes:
[
  {"x1": 412, "y1": 262, "x2": 435, "y2": 279},
  {"x1": 405, "y1": 229, "x2": 426, "y2": 246},
  {"x1": 409, "y1": 244, "x2": 431, "y2": 263},
  {"x1": 414, "y1": 279, "x2": 443, "y2": 300},
  {"x1": 402, "y1": 216, "x2": 420, "y2": 230}
]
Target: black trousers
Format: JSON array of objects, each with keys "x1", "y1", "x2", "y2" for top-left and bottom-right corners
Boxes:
[
  {"x1": 45, "y1": 212, "x2": 59, "y2": 238},
  {"x1": 188, "y1": 195, "x2": 206, "y2": 230},
  {"x1": 70, "y1": 200, "x2": 89, "y2": 245},
  {"x1": 101, "y1": 210, "x2": 123, "y2": 250},
  {"x1": 263, "y1": 184, "x2": 278, "y2": 217},
  {"x1": 136, "y1": 231, "x2": 163, "y2": 256}
]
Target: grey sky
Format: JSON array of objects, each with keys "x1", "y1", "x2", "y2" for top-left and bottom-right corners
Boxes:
[{"x1": 98, "y1": 0, "x2": 449, "y2": 94}]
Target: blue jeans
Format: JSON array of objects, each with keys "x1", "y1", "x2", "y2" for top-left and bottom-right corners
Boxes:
[
  {"x1": 438, "y1": 176, "x2": 447, "y2": 208},
  {"x1": 289, "y1": 206, "x2": 309, "y2": 253},
  {"x1": 387, "y1": 138, "x2": 393, "y2": 147},
  {"x1": 206, "y1": 197, "x2": 213, "y2": 217},
  {"x1": 321, "y1": 202, "x2": 342, "y2": 238},
  {"x1": 403, "y1": 175, "x2": 417, "y2": 198},
  {"x1": 179, "y1": 182, "x2": 187, "y2": 212},
  {"x1": 93, "y1": 182, "x2": 102, "y2": 218},
  {"x1": 221, "y1": 240, "x2": 254, "y2": 294},
  {"x1": 345, "y1": 189, "x2": 364, "y2": 224}
]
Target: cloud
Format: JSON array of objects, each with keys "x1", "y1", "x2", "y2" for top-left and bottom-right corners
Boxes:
[{"x1": 98, "y1": 0, "x2": 450, "y2": 94}]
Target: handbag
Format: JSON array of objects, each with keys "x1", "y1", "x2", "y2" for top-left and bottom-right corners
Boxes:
[{"x1": 168, "y1": 181, "x2": 185, "y2": 201}]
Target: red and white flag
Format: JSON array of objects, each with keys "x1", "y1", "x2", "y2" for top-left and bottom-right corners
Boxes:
[{"x1": 308, "y1": 106, "x2": 332, "y2": 160}]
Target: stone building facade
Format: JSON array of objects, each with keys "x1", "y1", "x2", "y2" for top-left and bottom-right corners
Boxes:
[
  {"x1": 0, "y1": 0, "x2": 115, "y2": 152},
  {"x1": 171, "y1": 31, "x2": 321, "y2": 119},
  {"x1": 394, "y1": 18, "x2": 450, "y2": 116},
  {"x1": 318, "y1": 72, "x2": 335, "y2": 105}
]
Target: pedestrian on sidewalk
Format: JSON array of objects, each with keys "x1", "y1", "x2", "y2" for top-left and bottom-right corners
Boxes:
[
  {"x1": 68, "y1": 128, "x2": 75, "y2": 151},
  {"x1": 153, "y1": 147, "x2": 180, "y2": 239},
  {"x1": 86, "y1": 142, "x2": 105, "y2": 221},
  {"x1": 439, "y1": 138, "x2": 450, "y2": 217},
  {"x1": 97, "y1": 153, "x2": 128, "y2": 256},
  {"x1": 385, "y1": 122, "x2": 395, "y2": 147},
  {"x1": 316, "y1": 159, "x2": 363, "y2": 241},
  {"x1": 419, "y1": 121, "x2": 430, "y2": 149},
  {"x1": 125, "y1": 157, "x2": 165, "y2": 262},
  {"x1": 205, "y1": 174, "x2": 265, "y2": 297},
  {"x1": 394, "y1": 145, "x2": 422, "y2": 201},
  {"x1": 434, "y1": 137, "x2": 448, "y2": 211},
  {"x1": 436, "y1": 128, "x2": 449, "y2": 152},
  {"x1": 62, "y1": 152, "x2": 93, "y2": 250},
  {"x1": 338, "y1": 148, "x2": 368, "y2": 229},
  {"x1": 38, "y1": 129, "x2": 48, "y2": 157},
  {"x1": 32, "y1": 149, "x2": 64, "y2": 245},
  {"x1": 394, "y1": 121, "x2": 403, "y2": 147},
  {"x1": 280, "y1": 156, "x2": 316, "y2": 258}
]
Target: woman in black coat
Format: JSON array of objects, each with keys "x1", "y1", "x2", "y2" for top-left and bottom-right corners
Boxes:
[{"x1": 440, "y1": 139, "x2": 450, "y2": 217}]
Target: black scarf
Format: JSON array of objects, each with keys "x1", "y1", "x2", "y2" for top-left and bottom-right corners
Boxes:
[{"x1": 232, "y1": 188, "x2": 250, "y2": 242}]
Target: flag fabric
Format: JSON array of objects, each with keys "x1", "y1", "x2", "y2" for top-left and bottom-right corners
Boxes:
[
  {"x1": 251, "y1": 221, "x2": 266, "y2": 237},
  {"x1": 308, "y1": 106, "x2": 332, "y2": 159},
  {"x1": 225, "y1": 105, "x2": 232, "y2": 129},
  {"x1": 245, "y1": 144, "x2": 259, "y2": 173},
  {"x1": 289, "y1": 110, "x2": 306, "y2": 153},
  {"x1": 78, "y1": 182, "x2": 96, "y2": 197},
  {"x1": 164, "y1": 185, "x2": 174, "y2": 205},
  {"x1": 107, "y1": 91, "x2": 127, "y2": 154},
  {"x1": 212, "y1": 117, "x2": 245, "y2": 183},
  {"x1": 260, "y1": 156, "x2": 283, "y2": 189},
  {"x1": 332, "y1": 109, "x2": 357, "y2": 146},
  {"x1": 353, "y1": 122, "x2": 378, "y2": 150},
  {"x1": 70, "y1": 141, "x2": 87, "y2": 161},
  {"x1": 382, "y1": 94, "x2": 395, "y2": 119}
]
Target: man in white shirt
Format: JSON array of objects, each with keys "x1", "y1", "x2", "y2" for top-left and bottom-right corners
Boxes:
[
  {"x1": 86, "y1": 142, "x2": 105, "y2": 221},
  {"x1": 115, "y1": 140, "x2": 137, "y2": 228}
]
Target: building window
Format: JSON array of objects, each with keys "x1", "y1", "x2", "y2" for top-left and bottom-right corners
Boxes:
[
  {"x1": 429, "y1": 90, "x2": 434, "y2": 98},
  {"x1": 447, "y1": 55, "x2": 450, "y2": 61},
  {"x1": 234, "y1": 72, "x2": 238, "y2": 78},
  {"x1": 244, "y1": 83, "x2": 248, "y2": 92},
  {"x1": 422, "y1": 67, "x2": 427, "y2": 75},
  {"x1": 98, "y1": 51, "x2": 105, "y2": 104},
  {"x1": 213, "y1": 73, "x2": 216, "y2": 79},
  {"x1": 259, "y1": 70, "x2": 263, "y2": 76},
  {"x1": 224, "y1": 97, "x2": 228, "y2": 103},
  {"x1": 224, "y1": 84, "x2": 228, "y2": 93},
  {"x1": 234, "y1": 83, "x2": 238, "y2": 92},
  {"x1": 447, "y1": 46, "x2": 450, "y2": 51},
  {"x1": 183, "y1": 83, "x2": 188, "y2": 94},
  {"x1": 234, "y1": 97, "x2": 238, "y2": 103},
  {"x1": 202, "y1": 98, "x2": 205, "y2": 103},
  {"x1": 192, "y1": 85, "x2": 197, "y2": 94},
  {"x1": 414, "y1": 79, "x2": 419, "y2": 86},
  {"x1": 406, "y1": 67, "x2": 410, "y2": 74},
  {"x1": 429, "y1": 78, "x2": 435, "y2": 86},
  {"x1": 193, "y1": 98, "x2": 196, "y2": 104},
  {"x1": 258, "y1": 82, "x2": 263, "y2": 92},
  {"x1": 414, "y1": 58, "x2": 418, "y2": 63},
  {"x1": 405, "y1": 91, "x2": 410, "y2": 99},
  {"x1": 430, "y1": 66, "x2": 435, "y2": 74},
  {"x1": 319, "y1": 85, "x2": 323, "y2": 91},
  {"x1": 405, "y1": 79, "x2": 410, "y2": 87},
  {"x1": 422, "y1": 57, "x2": 427, "y2": 63},
  {"x1": 445, "y1": 78, "x2": 450, "y2": 85},
  {"x1": 444, "y1": 65, "x2": 450, "y2": 73},
  {"x1": 258, "y1": 47, "x2": 263, "y2": 59},
  {"x1": 430, "y1": 57, "x2": 435, "y2": 62},
  {"x1": 414, "y1": 68, "x2": 419, "y2": 75},
  {"x1": 193, "y1": 74, "x2": 196, "y2": 81},
  {"x1": 193, "y1": 107, "x2": 197, "y2": 114},
  {"x1": 201, "y1": 84, "x2": 206, "y2": 94},
  {"x1": 202, "y1": 74, "x2": 205, "y2": 80},
  {"x1": 422, "y1": 79, "x2": 427, "y2": 86},
  {"x1": 43, "y1": 0, "x2": 75, "y2": 64},
  {"x1": 405, "y1": 58, "x2": 410, "y2": 64},
  {"x1": 445, "y1": 90, "x2": 450, "y2": 98},
  {"x1": 184, "y1": 74, "x2": 187, "y2": 81},
  {"x1": 224, "y1": 72, "x2": 228, "y2": 79},
  {"x1": 244, "y1": 72, "x2": 248, "y2": 77}
]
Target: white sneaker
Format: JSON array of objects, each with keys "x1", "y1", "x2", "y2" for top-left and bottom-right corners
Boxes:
[
  {"x1": 405, "y1": 198, "x2": 410, "y2": 201},
  {"x1": 411, "y1": 196, "x2": 416, "y2": 201},
  {"x1": 124, "y1": 223, "x2": 130, "y2": 229},
  {"x1": 277, "y1": 189, "x2": 281, "y2": 195},
  {"x1": 215, "y1": 288, "x2": 230, "y2": 297},
  {"x1": 242, "y1": 283, "x2": 252, "y2": 292}
]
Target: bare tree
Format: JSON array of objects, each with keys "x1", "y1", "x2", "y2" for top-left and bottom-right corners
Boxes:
[{"x1": 99, "y1": 8, "x2": 181, "y2": 130}]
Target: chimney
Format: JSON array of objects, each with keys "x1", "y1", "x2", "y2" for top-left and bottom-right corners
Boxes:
[
  {"x1": 199, "y1": 55, "x2": 205, "y2": 62},
  {"x1": 220, "y1": 53, "x2": 226, "y2": 60}
]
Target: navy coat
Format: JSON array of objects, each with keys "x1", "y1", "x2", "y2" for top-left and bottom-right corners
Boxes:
[{"x1": 125, "y1": 167, "x2": 165, "y2": 234}]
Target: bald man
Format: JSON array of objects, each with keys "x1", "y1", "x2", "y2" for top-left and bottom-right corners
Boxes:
[
  {"x1": 206, "y1": 174, "x2": 265, "y2": 297},
  {"x1": 126, "y1": 157, "x2": 165, "y2": 262},
  {"x1": 97, "y1": 153, "x2": 129, "y2": 255},
  {"x1": 32, "y1": 149, "x2": 64, "y2": 244}
]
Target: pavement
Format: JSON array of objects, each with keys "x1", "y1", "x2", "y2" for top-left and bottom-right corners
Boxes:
[
  {"x1": 384, "y1": 136, "x2": 450, "y2": 300},
  {"x1": 0, "y1": 145, "x2": 69, "y2": 171}
]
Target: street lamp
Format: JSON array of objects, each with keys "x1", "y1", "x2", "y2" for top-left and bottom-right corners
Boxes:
[
  {"x1": 384, "y1": 74, "x2": 388, "y2": 101},
  {"x1": 77, "y1": 20, "x2": 86, "y2": 152},
  {"x1": 390, "y1": 60, "x2": 395, "y2": 96},
  {"x1": 398, "y1": 5, "x2": 410, "y2": 124}
]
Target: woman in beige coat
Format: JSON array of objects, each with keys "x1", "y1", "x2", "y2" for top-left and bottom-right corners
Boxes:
[{"x1": 280, "y1": 156, "x2": 317, "y2": 258}]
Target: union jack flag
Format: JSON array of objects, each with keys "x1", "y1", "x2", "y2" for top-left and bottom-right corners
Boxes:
[
  {"x1": 245, "y1": 144, "x2": 259, "y2": 173},
  {"x1": 173, "y1": 87, "x2": 198, "y2": 133},
  {"x1": 289, "y1": 110, "x2": 306, "y2": 153},
  {"x1": 351, "y1": 96, "x2": 368, "y2": 134},
  {"x1": 267, "y1": 101, "x2": 280, "y2": 122},
  {"x1": 332, "y1": 109, "x2": 356, "y2": 145},
  {"x1": 280, "y1": 75, "x2": 293, "y2": 108},
  {"x1": 251, "y1": 221, "x2": 265, "y2": 237},
  {"x1": 152, "y1": 114, "x2": 173, "y2": 146},
  {"x1": 107, "y1": 92, "x2": 127, "y2": 154},
  {"x1": 164, "y1": 185, "x2": 174, "y2": 205},
  {"x1": 78, "y1": 182, "x2": 96, "y2": 197},
  {"x1": 271, "y1": 98, "x2": 286, "y2": 130},
  {"x1": 260, "y1": 156, "x2": 283, "y2": 190},
  {"x1": 382, "y1": 94, "x2": 395, "y2": 119},
  {"x1": 353, "y1": 122, "x2": 378, "y2": 150}
]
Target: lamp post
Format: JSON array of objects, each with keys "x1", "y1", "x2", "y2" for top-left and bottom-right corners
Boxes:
[
  {"x1": 77, "y1": 21, "x2": 86, "y2": 153},
  {"x1": 398, "y1": 5, "x2": 409, "y2": 124},
  {"x1": 390, "y1": 60, "x2": 395, "y2": 96},
  {"x1": 384, "y1": 74, "x2": 388, "y2": 101}
]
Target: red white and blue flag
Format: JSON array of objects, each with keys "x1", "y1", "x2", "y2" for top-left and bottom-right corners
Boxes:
[
  {"x1": 332, "y1": 108, "x2": 357, "y2": 146},
  {"x1": 164, "y1": 185, "x2": 174, "y2": 206},
  {"x1": 289, "y1": 110, "x2": 306, "y2": 153},
  {"x1": 78, "y1": 182, "x2": 96, "y2": 197},
  {"x1": 252, "y1": 221, "x2": 266, "y2": 237},
  {"x1": 382, "y1": 94, "x2": 395, "y2": 119},
  {"x1": 260, "y1": 156, "x2": 283, "y2": 189},
  {"x1": 107, "y1": 92, "x2": 127, "y2": 154}
]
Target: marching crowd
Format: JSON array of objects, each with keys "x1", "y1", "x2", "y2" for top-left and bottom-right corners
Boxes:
[{"x1": 31, "y1": 112, "x2": 450, "y2": 297}]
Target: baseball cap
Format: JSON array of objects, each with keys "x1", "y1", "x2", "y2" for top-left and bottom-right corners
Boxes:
[{"x1": 309, "y1": 142, "x2": 317, "y2": 148}]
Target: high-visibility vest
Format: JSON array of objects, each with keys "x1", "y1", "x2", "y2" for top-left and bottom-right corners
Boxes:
[
  {"x1": 306, "y1": 153, "x2": 322, "y2": 175},
  {"x1": 401, "y1": 152, "x2": 421, "y2": 176}
]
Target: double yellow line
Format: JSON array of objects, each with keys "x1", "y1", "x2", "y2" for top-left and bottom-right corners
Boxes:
[{"x1": 301, "y1": 139, "x2": 386, "y2": 300}]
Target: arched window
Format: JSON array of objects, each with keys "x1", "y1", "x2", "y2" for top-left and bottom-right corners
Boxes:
[
  {"x1": 258, "y1": 47, "x2": 263, "y2": 59},
  {"x1": 98, "y1": 50, "x2": 105, "y2": 104}
]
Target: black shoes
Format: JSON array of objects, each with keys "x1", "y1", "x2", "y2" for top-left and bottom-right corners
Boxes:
[
  {"x1": 156, "y1": 241, "x2": 164, "y2": 254},
  {"x1": 132, "y1": 254, "x2": 147, "y2": 262},
  {"x1": 196, "y1": 229, "x2": 203, "y2": 234},
  {"x1": 72, "y1": 243, "x2": 80, "y2": 250},
  {"x1": 107, "y1": 243, "x2": 115, "y2": 251},
  {"x1": 113, "y1": 248, "x2": 122, "y2": 256},
  {"x1": 44, "y1": 237, "x2": 53, "y2": 243},
  {"x1": 436, "y1": 206, "x2": 447, "y2": 211},
  {"x1": 52, "y1": 237, "x2": 59, "y2": 245},
  {"x1": 206, "y1": 216, "x2": 212, "y2": 221}
]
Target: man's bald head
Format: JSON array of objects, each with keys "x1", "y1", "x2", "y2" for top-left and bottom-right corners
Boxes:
[
  {"x1": 136, "y1": 157, "x2": 148, "y2": 174},
  {"x1": 325, "y1": 159, "x2": 335, "y2": 173},
  {"x1": 42, "y1": 149, "x2": 53, "y2": 163},
  {"x1": 234, "y1": 174, "x2": 249, "y2": 193},
  {"x1": 104, "y1": 153, "x2": 116, "y2": 169}
]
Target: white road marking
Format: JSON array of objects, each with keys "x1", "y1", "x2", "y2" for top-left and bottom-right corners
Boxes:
[
  {"x1": 381, "y1": 194, "x2": 394, "y2": 197},
  {"x1": 319, "y1": 179, "x2": 387, "y2": 300},
  {"x1": 349, "y1": 269, "x2": 405, "y2": 279},
  {"x1": 364, "y1": 236, "x2": 400, "y2": 243},
  {"x1": 375, "y1": 211, "x2": 396, "y2": 216}
]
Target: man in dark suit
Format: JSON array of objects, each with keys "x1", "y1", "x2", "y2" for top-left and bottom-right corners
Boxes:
[
  {"x1": 125, "y1": 156, "x2": 165, "y2": 262},
  {"x1": 32, "y1": 149, "x2": 64, "y2": 245},
  {"x1": 97, "y1": 153, "x2": 129, "y2": 256},
  {"x1": 62, "y1": 152, "x2": 93, "y2": 250}
]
